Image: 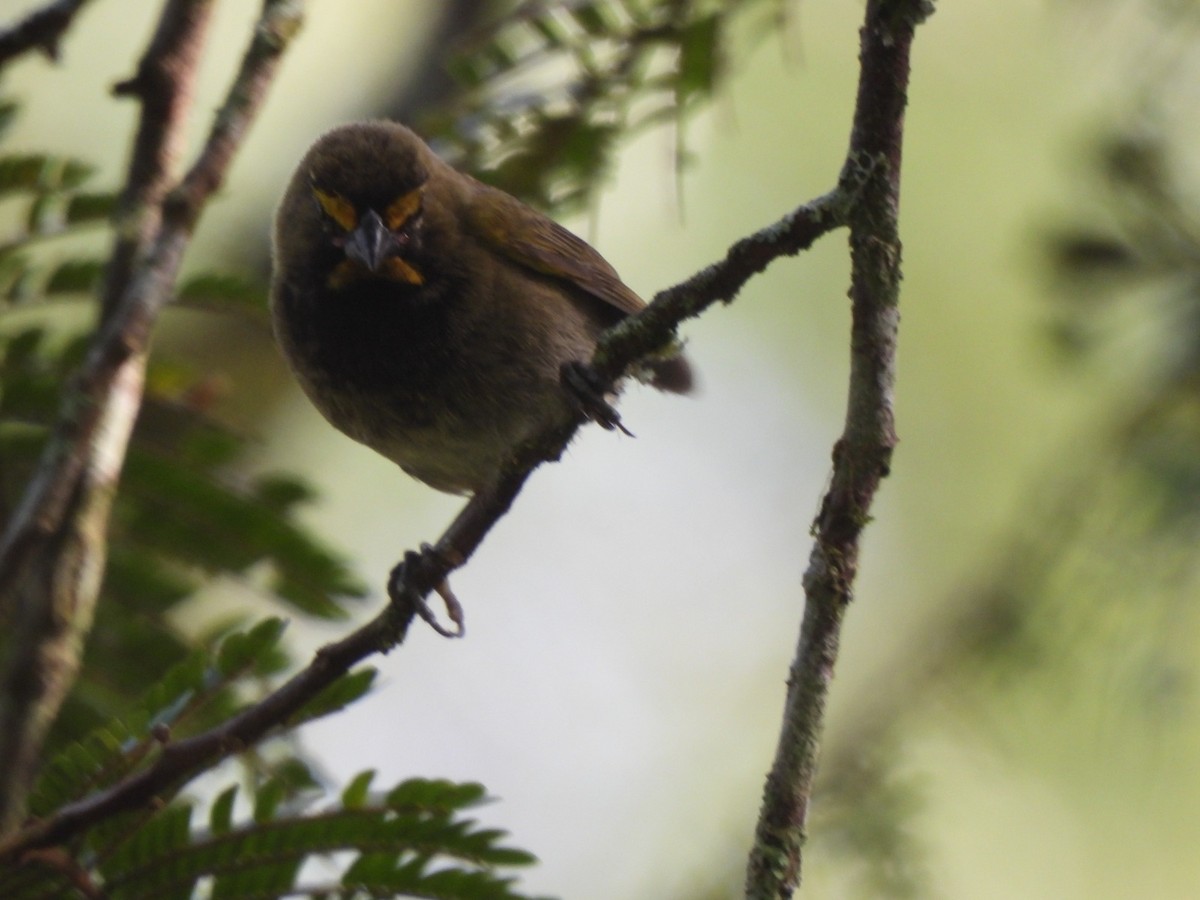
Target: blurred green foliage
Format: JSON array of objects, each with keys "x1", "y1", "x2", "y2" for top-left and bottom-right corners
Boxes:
[
  {"x1": 0, "y1": 99, "x2": 369, "y2": 754},
  {"x1": 3, "y1": 619, "x2": 539, "y2": 900},
  {"x1": 426, "y1": 0, "x2": 790, "y2": 212}
]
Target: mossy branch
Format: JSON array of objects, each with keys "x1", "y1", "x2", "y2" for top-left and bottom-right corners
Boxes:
[{"x1": 744, "y1": 1, "x2": 933, "y2": 896}]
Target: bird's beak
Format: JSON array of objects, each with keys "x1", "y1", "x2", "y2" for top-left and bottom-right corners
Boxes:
[{"x1": 343, "y1": 209, "x2": 397, "y2": 273}]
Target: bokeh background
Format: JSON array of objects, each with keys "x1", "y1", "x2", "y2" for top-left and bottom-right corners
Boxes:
[{"x1": 7, "y1": 0, "x2": 1200, "y2": 897}]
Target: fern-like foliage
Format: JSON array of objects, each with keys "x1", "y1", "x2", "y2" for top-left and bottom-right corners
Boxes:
[
  {"x1": 425, "y1": 0, "x2": 790, "y2": 213},
  {"x1": 87, "y1": 775, "x2": 538, "y2": 900},
  {"x1": 0, "y1": 96, "x2": 367, "y2": 753},
  {"x1": 0, "y1": 320, "x2": 370, "y2": 749},
  {"x1": 3, "y1": 621, "x2": 538, "y2": 899},
  {"x1": 25, "y1": 619, "x2": 302, "y2": 821}
]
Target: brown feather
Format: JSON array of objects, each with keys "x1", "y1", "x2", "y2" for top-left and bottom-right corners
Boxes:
[{"x1": 464, "y1": 178, "x2": 647, "y2": 318}]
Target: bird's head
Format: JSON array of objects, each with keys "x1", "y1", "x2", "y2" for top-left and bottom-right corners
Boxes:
[{"x1": 277, "y1": 121, "x2": 438, "y2": 290}]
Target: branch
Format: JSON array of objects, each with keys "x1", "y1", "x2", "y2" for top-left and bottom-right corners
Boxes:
[
  {"x1": 0, "y1": 0, "x2": 94, "y2": 69},
  {"x1": 0, "y1": 0, "x2": 303, "y2": 832},
  {"x1": 744, "y1": 1, "x2": 933, "y2": 897},
  {"x1": 0, "y1": 178, "x2": 857, "y2": 860},
  {"x1": 414, "y1": 178, "x2": 869, "y2": 611},
  {"x1": 0, "y1": 0, "x2": 215, "y2": 831}
]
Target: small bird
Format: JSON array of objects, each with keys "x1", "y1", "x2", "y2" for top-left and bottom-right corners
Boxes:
[{"x1": 270, "y1": 120, "x2": 692, "y2": 495}]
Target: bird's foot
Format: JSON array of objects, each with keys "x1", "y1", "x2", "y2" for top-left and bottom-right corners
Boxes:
[
  {"x1": 387, "y1": 544, "x2": 465, "y2": 638},
  {"x1": 561, "y1": 361, "x2": 633, "y2": 437}
]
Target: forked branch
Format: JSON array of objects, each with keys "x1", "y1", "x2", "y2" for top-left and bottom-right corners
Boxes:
[
  {"x1": 745, "y1": 1, "x2": 933, "y2": 896},
  {"x1": 0, "y1": 0, "x2": 304, "y2": 833}
]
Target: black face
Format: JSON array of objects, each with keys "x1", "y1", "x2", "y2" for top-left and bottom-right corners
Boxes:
[
  {"x1": 295, "y1": 123, "x2": 433, "y2": 290},
  {"x1": 309, "y1": 179, "x2": 427, "y2": 288}
]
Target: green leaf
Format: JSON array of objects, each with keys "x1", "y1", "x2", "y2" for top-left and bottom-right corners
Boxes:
[
  {"x1": 117, "y1": 449, "x2": 366, "y2": 619},
  {"x1": 210, "y1": 786, "x2": 238, "y2": 835},
  {"x1": 21, "y1": 770, "x2": 543, "y2": 900},
  {"x1": 570, "y1": 1, "x2": 610, "y2": 35},
  {"x1": 31, "y1": 617, "x2": 305, "y2": 817},
  {"x1": 253, "y1": 472, "x2": 317, "y2": 513},
  {"x1": 43, "y1": 257, "x2": 104, "y2": 295},
  {"x1": 59, "y1": 158, "x2": 94, "y2": 190},
  {"x1": 253, "y1": 776, "x2": 286, "y2": 823},
  {"x1": 247, "y1": 758, "x2": 322, "y2": 826},
  {"x1": 26, "y1": 721, "x2": 138, "y2": 817},
  {"x1": 174, "y1": 271, "x2": 267, "y2": 318},
  {"x1": 25, "y1": 191, "x2": 53, "y2": 232},
  {"x1": 427, "y1": 0, "x2": 770, "y2": 218},
  {"x1": 0, "y1": 324, "x2": 44, "y2": 361},
  {"x1": 289, "y1": 667, "x2": 377, "y2": 727},
  {"x1": 529, "y1": 10, "x2": 571, "y2": 48},
  {"x1": 386, "y1": 778, "x2": 489, "y2": 814},
  {"x1": 103, "y1": 543, "x2": 196, "y2": 614},
  {"x1": 342, "y1": 769, "x2": 376, "y2": 809},
  {"x1": 482, "y1": 38, "x2": 519, "y2": 77},
  {"x1": 100, "y1": 803, "x2": 194, "y2": 885},
  {"x1": 0, "y1": 154, "x2": 52, "y2": 194},
  {"x1": 446, "y1": 52, "x2": 489, "y2": 89},
  {"x1": 0, "y1": 325, "x2": 362, "y2": 752},
  {"x1": 677, "y1": 14, "x2": 722, "y2": 104},
  {"x1": 0, "y1": 253, "x2": 38, "y2": 303},
  {"x1": 66, "y1": 190, "x2": 117, "y2": 224},
  {"x1": 0, "y1": 153, "x2": 93, "y2": 196},
  {"x1": 268, "y1": 756, "x2": 322, "y2": 796},
  {"x1": 0, "y1": 99, "x2": 19, "y2": 142},
  {"x1": 216, "y1": 617, "x2": 288, "y2": 677}
]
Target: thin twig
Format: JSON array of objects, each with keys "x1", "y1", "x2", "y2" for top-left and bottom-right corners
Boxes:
[
  {"x1": 0, "y1": 0, "x2": 94, "y2": 69},
  {"x1": 0, "y1": 183, "x2": 852, "y2": 860},
  {"x1": 410, "y1": 180, "x2": 868, "y2": 601},
  {"x1": 743, "y1": 1, "x2": 934, "y2": 897}
]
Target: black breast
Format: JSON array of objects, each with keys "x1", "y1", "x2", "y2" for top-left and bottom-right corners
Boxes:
[{"x1": 276, "y1": 275, "x2": 468, "y2": 427}]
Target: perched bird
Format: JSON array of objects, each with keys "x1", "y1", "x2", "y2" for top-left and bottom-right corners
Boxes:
[{"x1": 270, "y1": 120, "x2": 692, "y2": 495}]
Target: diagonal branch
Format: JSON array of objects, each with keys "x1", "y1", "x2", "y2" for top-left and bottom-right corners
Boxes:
[
  {"x1": 744, "y1": 1, "x2": 933, "y2": 897},
  {"x1": 0, "y1": 0, "x2": 304, "y2": 833},
  {"x1": 0, "y1": 179, "x2": 859, "y2": 859},
  {"x1": 0, "y1": 0, "x2": 95, "y2": 69}
]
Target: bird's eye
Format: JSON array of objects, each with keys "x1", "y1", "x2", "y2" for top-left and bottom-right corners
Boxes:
[{"x1": 312, "y1": 187, "x2": 357, "y2": 233}]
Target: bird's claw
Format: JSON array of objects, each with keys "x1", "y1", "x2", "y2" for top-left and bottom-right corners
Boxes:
[
  {"x1": 561, "y1": 361, "x2": 633, "y2": 437},
  {"x1": 415, "y1": 580, "x2": 464, "y2": 638},
  {"x1": 387, "y1": 544, "x2": 465, "y2": 638}
]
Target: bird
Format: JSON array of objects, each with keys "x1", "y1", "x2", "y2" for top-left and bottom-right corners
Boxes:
[{"x1": 269, "y1": 120, "x2": 692, "y2": 496}]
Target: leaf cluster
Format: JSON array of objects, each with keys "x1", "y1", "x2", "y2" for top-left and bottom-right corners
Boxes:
[
  {"x1": 3, "y1": 620, "x2": 539, "y2": 899},
  {"x1": 424, "y1": 0, "x2": 790, "y2": 213},
  {"x1": 0, "y1": 96, "x2": 369, "y2": 752}
]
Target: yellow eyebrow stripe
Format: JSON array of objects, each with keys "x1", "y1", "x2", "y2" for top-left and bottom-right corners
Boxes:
[
  {"x1": 327, "y1": 258, "x2": 424, "y2": 289},
  {"x1": 385, "y1": 188, "x2": 422, "y2": 231},
  {"x1": 313, "y1": 188, "x2": 357, "y2": 232},
  {"x1": 383, "y1": 257, "x2": 424, "y2": 285}
]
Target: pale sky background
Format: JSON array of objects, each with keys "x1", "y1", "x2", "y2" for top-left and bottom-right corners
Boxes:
[{"x1": 7, "y1": 1, "x2": 1199, "y2": 897}]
